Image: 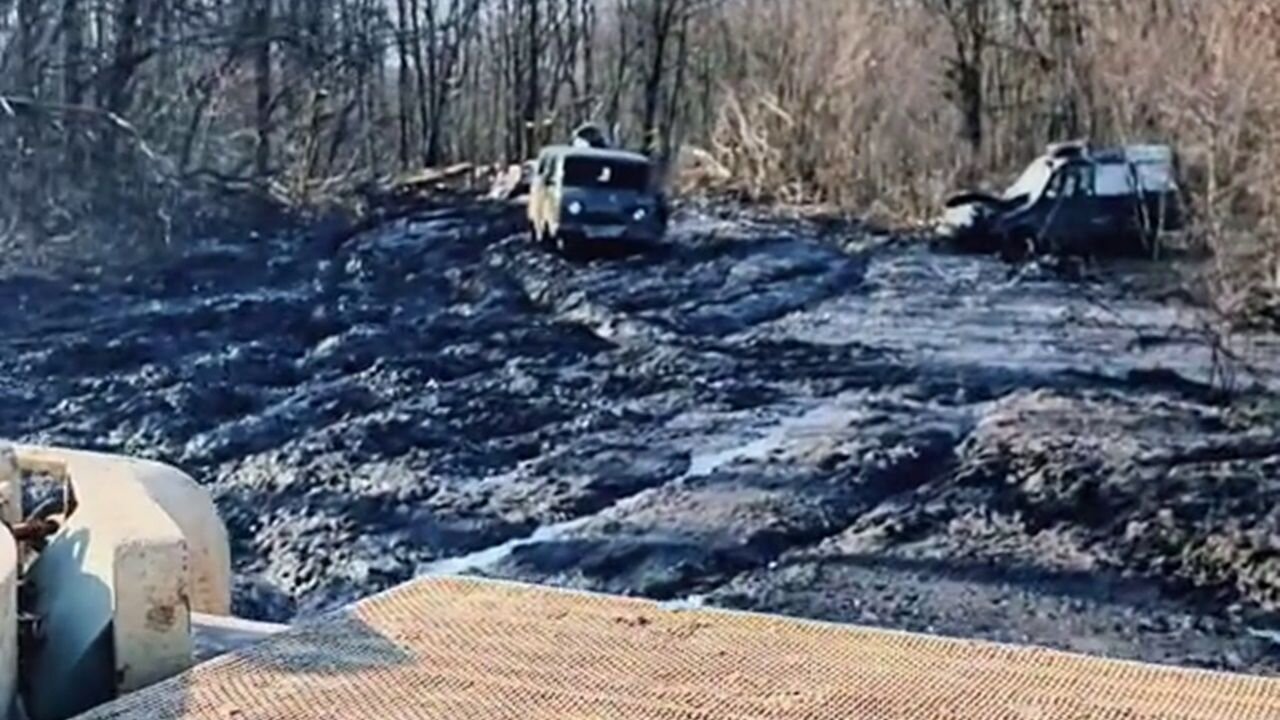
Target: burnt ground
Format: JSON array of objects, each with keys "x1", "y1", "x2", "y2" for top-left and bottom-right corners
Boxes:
[{"x1": 3, "y1": 201, "x2": 1280, "y2": 673}]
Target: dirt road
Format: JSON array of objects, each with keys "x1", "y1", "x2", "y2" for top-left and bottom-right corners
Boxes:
[{"x1": 3, "y1": 201, "x2": 1279, "y2": 673}]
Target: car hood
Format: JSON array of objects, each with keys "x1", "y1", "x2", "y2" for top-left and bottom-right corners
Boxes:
[{"x1": 938, "y1": 202, "x2": 989, "y2": 234}]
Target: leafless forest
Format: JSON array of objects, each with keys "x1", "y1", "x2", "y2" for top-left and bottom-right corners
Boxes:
[{"x1": 1, "y1": 0, "x2": 1277, "y2": 310}]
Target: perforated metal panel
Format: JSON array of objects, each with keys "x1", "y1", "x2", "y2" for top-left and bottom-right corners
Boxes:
[{"x1": 78, "y1": 577, "x2": 1280, "y2": 720}]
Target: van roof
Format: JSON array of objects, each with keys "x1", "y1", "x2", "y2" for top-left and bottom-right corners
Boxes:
[{"x1": 538, "y1": 145, "x2": 651, "y2": 164}]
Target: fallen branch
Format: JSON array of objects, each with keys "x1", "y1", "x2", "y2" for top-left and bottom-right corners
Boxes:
[
  {"x1": 390, "y1": 163, "x2": 476, "y2": 191},
  {"x1": 0, "y1": 95, "x2": 164, "y2": 168}
]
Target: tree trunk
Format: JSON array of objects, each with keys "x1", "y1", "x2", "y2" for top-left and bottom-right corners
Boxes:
[
  {"x1": 606, "y1": 2, "x2": 629, "y2": 138},
  {"x1": 410, "y1": 0, "x2": 430, "y2": 163},
  {"x1": 523, "y1": 0, "x2": 540, "y2": 159},
  {"x1": 581, "y1": 0, "x2": 596, "y2": 117},
  {"x1": 14, "y1": 0, "x2": 42, "y2": 236},
  {"x1": 371, "y1": 4, "x2": 387, "y2": 178},
  {"x1": 90, "y1": 0, "x2": 141, "y2": 171},
  {"x1": 424, "y1": 0, "x2": 444, "y2": 165},
  {"x1": 423, "y1": 0, "x2": 443, "y2": 165},
  {"x1": 501, "y1": 0, "x2": 520, "y2": 161},
  {"x1": 104, "y1": 0, "x2": 141, "y2": 115},
  {"x1": 16, "y1": 0, "x2": 41, "y2": 98},
  {"x1": 641, "y1": 1, "x2": 672, "y2": 156},
  {"x1": 1049, "y1": 0, "x2": 1082, "y2": 140},
  {"x1": 958, "y1": 63, "x2": 982, "y2": 152},
  {"x1": 61, "y1": 0, "x2": 85, "y2": 169},
  {"x1": 935, "y1": 0, "x2": 986, "y2": 163},
  {"x1": 62, "y1": 0, "x2": 84, "y2": 105},
  {"x1": 253, "y1": 0, "x2": 273, "y2": 188},
  {"x1": 396, "y1": 0, "x2": 413, "y2": 169},
  {"x1": 661, "y1": 11, "x2": 690, "y2": 164}
]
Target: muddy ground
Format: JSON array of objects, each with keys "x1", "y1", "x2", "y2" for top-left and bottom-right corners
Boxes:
[{"x1": 3, "y1": 201, "x2": 1280, "y2": 673}]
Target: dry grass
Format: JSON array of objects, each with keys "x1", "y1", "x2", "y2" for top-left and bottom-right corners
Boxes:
[
  {"x1": 685, "y1": 0, "x2": 1280, "y2": 325},
  {"x1": 704, "y1": 1, "x2": 957, "y2": 223}
]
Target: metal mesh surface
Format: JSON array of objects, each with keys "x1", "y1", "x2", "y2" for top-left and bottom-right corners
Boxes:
[{"x1": 79, "y1": 577, "x2": 1280, "y2": 720}]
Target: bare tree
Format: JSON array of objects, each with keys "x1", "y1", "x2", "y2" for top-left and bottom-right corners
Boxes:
[
  {"x1": 395, "y1": 0, "x2": 414, "y2": 169},
  {"x1": 523, "y1": 0, "x2": 540, "y2": 158},
  {"x1": 925, "y1": 0, "x2": 992, "y2": 158},
  {"x1": 253, "y1": 0, "x2": 273, "y2": 185}
]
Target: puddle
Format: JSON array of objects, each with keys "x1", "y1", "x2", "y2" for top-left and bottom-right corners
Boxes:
[{"x1": 421, "y1": 397, "x2": 865, "y2": 577}]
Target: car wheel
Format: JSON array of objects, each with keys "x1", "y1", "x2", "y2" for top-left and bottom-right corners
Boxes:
[{"x1": 998, "y1": 229, "x2": 1033, "y2": 262}]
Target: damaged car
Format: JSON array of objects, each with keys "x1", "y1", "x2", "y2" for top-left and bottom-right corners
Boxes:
[
  {"x1": 527, "y1": 145, "x2": 669, "y2": 255},
  {"x1": 938, "y1": 142, "x2": 1186, "y2": 258}
]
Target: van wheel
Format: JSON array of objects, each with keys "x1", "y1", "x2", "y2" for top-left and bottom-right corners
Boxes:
[{"x1": 556, "y1": 233, "x2": 579, "y2": 258}]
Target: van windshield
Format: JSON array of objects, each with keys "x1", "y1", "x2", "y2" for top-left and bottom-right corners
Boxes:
[{"x1": 562, "y1": 157, "x2": 650, "y2": 190}]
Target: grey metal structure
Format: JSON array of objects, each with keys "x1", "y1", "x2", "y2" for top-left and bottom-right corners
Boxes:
[{"x1": 75, "y1": 577, "x2": 1280, "y2": 720}]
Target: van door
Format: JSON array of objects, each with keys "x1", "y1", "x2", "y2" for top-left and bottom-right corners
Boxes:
[
  {"x1": 546, "y1": 154, "x2": 563, "y2": 235},
  {"x1": 533, "y1": 154, "x2": 558, "y2": 234},
  {"x1": 529, "y1": 154, "x2": 549, "y2": 229}
]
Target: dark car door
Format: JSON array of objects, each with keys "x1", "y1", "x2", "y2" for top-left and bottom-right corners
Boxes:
[{"x1": 1039, "y1": 161, "x2": 1099, "y2": 254}]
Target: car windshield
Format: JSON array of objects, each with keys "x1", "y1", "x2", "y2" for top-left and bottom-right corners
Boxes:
[
  {"x1": 1095, "y1": 163, "x2": 1133, "y2": 197},
  {"x1": 562, "y1": 157, "x2": 650, "y2": 190},
  {"x1": 1003, "y1": 158, "x2": 1052, "y2": 201}
]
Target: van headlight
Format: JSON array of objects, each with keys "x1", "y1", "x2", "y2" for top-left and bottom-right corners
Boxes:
[
  {"x1": 567, "y1": 201, "x2": 583, "y2": 216},
  {"x1": 632, "y1": 208, "x2": 648, "y2": 222}
]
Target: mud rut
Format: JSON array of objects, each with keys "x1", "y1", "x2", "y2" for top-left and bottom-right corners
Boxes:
[{"x1": 2, "y1": 202, "x2": 1279, "y2": 673}]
